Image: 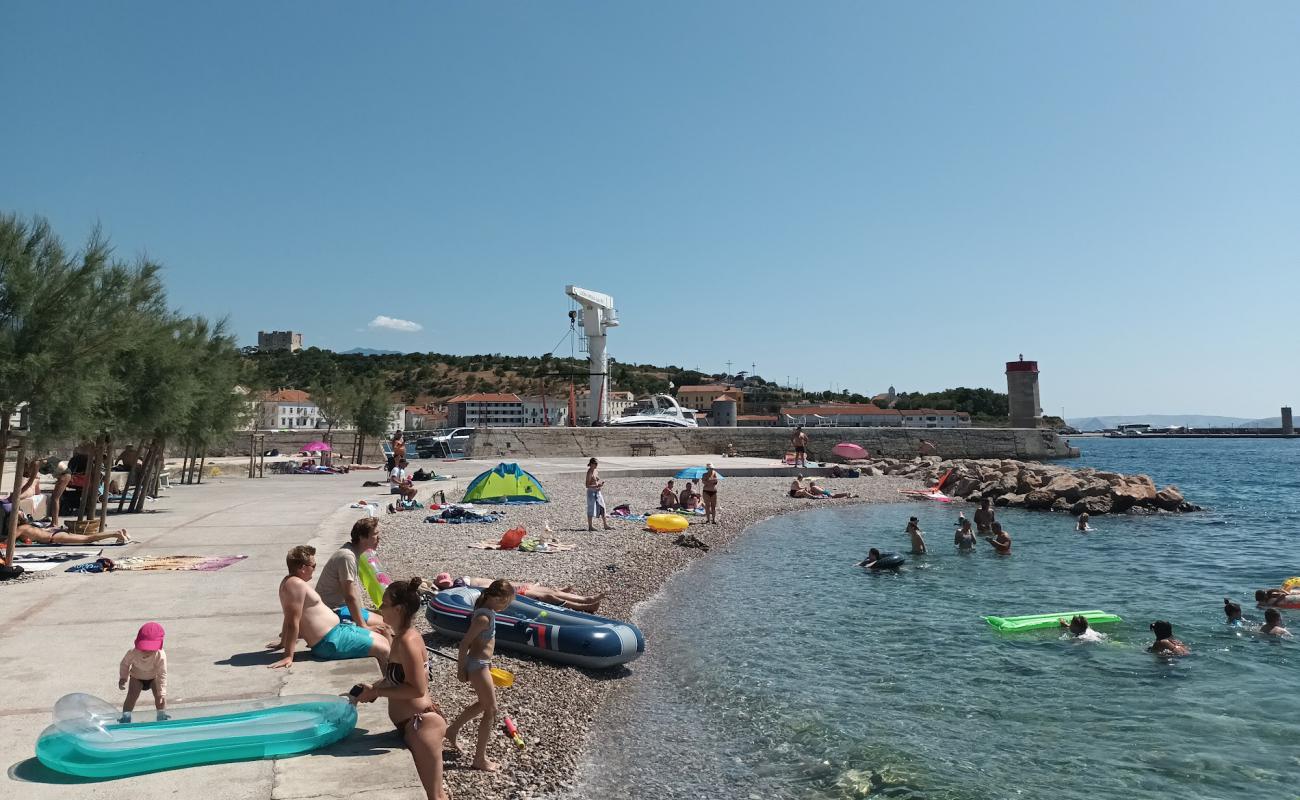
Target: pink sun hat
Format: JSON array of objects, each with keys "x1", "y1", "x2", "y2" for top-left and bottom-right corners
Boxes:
[{"x1": 135, "y1": 622, "x2": 165, "y2": 652}]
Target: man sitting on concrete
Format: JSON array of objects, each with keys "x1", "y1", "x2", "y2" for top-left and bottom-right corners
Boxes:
[
  {"x1": 268, "y1": 545, "x2": 389, "y2": 672},
  {"x1": 314, "y1": 517, "x2": 391, "y2": 635}
]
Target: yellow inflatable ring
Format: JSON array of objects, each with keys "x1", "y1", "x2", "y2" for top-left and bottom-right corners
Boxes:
[
  {"x1": 1283, "y1": 577, "x2": 1300, "y2": 591},
  {"x1": 646, "y1": 513, "x2": 689, "y2": 533}
]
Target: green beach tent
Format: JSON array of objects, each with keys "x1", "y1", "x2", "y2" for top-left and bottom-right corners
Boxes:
[{"x1": 461, "y1": 463, "x2": 549, "y2": 504}]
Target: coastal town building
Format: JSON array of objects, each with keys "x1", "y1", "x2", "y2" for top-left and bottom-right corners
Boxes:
[
  {"x1": 257, "y1": 330, "x2": 303, "y2": 353},
  {"x1": 781, "y1": 403, "x2": 903, "y2": 427},
  {"x1": 736, "y1": 413, "x2": 780, "y2": 427},
  {"x1": 898, "y1": 409, "x2": 972, "y2": 428},
  {"x1": 676, "y1": 384, "x2": 744, "y2": 414},
  {"x1": 404, "y1": 406, "x2": 447, "y2": 431},
  {"x1": 576, "y1": 390, "x2": 636, "y2": 425},
  {"x1": 520, "y1": 395, "x2": 570, "y2": 427},
  {"x1": 446, "y1": 393, "x2": 525, "y2": 427},
  {"x1": 258, "y1": 389, "x2": 322, "y2": 430}
]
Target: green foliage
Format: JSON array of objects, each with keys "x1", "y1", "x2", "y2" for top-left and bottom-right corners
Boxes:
[
  {"x1": 351, "y1": 376, "x2": 392, "y2": 439},
  {"x1": 892, "y1": 387, "x2": 1009, "y2": 425}
]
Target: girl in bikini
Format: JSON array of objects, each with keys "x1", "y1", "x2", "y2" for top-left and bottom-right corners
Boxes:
[
  {"x1": 447, "y1": 579, "x2": 515, "y2": 771},
  {"x1": 352, "y1": 577, "x2": 449, "y2": 800}
]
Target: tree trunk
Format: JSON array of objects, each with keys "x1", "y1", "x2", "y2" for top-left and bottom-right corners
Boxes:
[
  {"x1": 5, "y1": 437, "x2": 27, "y2": 568},
  {"x1": 196, "y1": 453, "x2": 206, "y2": 484},
  {"x1": 77, "y1": 439, "x2": 102, "y2": 524},
  {"x1": 0, "y1": 413, "x2": 10, "y2": 489},
  {"x1": 131, "y1": 438, "x2": 160, "y2": 513},
  {"x1": 99, "y1": 436, "x2": 111, "y2": 528}
]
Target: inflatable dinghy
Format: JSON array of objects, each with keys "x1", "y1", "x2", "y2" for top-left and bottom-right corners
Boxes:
[
  {"x1": 36, "y1": 693, "x2": 356, "y2": 778},
  {"x1": 983, "y1": 609, "x2": 1123, "y2": 633},
  {"x1": 426, "y1": 586, "x2": 644, "y2": 669}
]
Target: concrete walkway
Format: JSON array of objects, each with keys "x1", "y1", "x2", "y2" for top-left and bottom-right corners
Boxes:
[
  {"x1": 1, "y1": 453, "x2": 751, "y2": 798},
  {"x1": 0, "y1": 466, "x2": 459, "y2": 800}
]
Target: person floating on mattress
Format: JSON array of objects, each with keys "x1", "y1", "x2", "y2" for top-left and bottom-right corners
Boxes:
[
  {"x1": 1223, "y1": 599, "x2": 1245, "y2": 627},
  {"x1": 119, "y1": 622, "x2": 168, "y2": 722},
  {"x1": 1148, "y1": 620, "x2": 1190, "y2": 656},
  {"x1": 351, "y1": 577, "x2": 451, "y2": 800},
  {"x1": 1254, "y1": 588, "x2": 1296, "y2": 607},
  {"x1": 905, "y1": 517, "x2": 927, "y2": 555},
  {"x1": 1260, "y1": 608, "x2": 1291, "y2": 637},
  {"x1": 988, "y1": 523, "x2": 1012, "y2": 555},
  {"x1": 1058, "y1": 615, "x2": 1105, "y2": 643},
  {"x1": 447, "y1": 579, "x2": 515, "y2": 772},
  {"x1": 432, "y1": 573, "x2": 604, "y2": 612}
]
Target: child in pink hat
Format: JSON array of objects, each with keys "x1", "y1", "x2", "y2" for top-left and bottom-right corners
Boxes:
[{"x1": 119, "y1": 622, "x2": 168, "y2": 722}]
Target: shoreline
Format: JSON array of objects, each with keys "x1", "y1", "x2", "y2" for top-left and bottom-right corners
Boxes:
[{"x1": 378, "y1": 472, "x2": 921, "y2": 799}]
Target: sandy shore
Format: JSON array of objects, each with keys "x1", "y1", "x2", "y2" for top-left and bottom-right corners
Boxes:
[{"x1": 377, "y1": 472, "x2": 919, "y2": 799}]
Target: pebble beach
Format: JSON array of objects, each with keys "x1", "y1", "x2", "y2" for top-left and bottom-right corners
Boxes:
[{"x1": 377, "y1": 472, "x2": 920, "y2": 799}]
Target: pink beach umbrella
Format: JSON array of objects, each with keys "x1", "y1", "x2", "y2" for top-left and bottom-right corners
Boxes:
[
  {"x1": 301, "y1": 441, "x2": 332, "y2": 453},
  {"x1": 832, "y1": 442, "x2": 869, "y2": 460}
]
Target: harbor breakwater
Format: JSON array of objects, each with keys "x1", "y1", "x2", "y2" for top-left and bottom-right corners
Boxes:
[{"x1": 465, "y1": 425, "x2": 1078, "y2": 461}]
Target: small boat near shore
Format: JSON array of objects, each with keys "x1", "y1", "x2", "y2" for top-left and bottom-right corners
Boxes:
[
  {"x1": 606, "y1": 394, "x2": 699, "y2": 428},
  {"x1": 426, "y1": 586, "x2": 645, "y2": 669}
]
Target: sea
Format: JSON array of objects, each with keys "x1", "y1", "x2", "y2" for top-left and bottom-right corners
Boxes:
[{"x1": 571, "y1": 438, "x2": 1300, "y2": 800}]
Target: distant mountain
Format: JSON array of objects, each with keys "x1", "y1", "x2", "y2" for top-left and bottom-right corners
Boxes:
[
  {"x1": 1068, "y1": 414, "x2": 1255, "y2": 431},
  {"x1": 1244, "y1": 416, "x2": 1284, "y2": 428},
  {"x1": 340, "y1": 347, "x2": 404, "y2": 356}
]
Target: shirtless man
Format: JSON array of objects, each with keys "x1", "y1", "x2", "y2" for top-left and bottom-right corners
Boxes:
[
  {"x1": 585, "y1": 458, "x2": 612, "y2": 531},
  {"x1": 988, "y1": 522, "x2": 1012, "y2": 554},
  {"x1": 432, "y1": 573, "x2": 605, "y2": 612},
  {"x1": 792, "y1": 426, "x2": 809, "y2": 468},
  {"x1": 1260, "y1": 608, "x2": 1291, "y2": 637},
  {"x1": 788, "y1": 476, "x2": 813, "y2": 498},
  {"x1": 974, "y1": 497, "x2": 995, "y2": 536},
  {"x1": 906, "y1": 516, "x2": 927, "y2": 555},
  {"x1": 268, "y1": 545, "x2": 389, "y2": 672}
]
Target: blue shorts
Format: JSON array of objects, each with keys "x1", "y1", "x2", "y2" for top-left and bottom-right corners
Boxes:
[
  {"x1": 312, "y1": 622, "x2": 374, "y2": 660},
  {"x1": 334, "y1": 606, "x2": 370, "y2": 623}
]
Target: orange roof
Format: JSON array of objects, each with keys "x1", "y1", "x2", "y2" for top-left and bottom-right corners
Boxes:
[
  {"x1": 445, "y1": 393, "x2": 522, "y2": 404},
  {"x1": 262, "y1": 389, "x2": 311, "y2": 403},
  {"x1": 899, "y1": 408, "x2": 967, "y2": 416},
  {"x1": 737, "y1": 414, "x2": 779, "y2": 421},
  {"x1": 678, "y1": 385, "x2": 742, "y2": 393}
]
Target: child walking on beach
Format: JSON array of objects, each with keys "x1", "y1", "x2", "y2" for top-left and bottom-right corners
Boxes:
[
  {"x1": 119, "y1": 622, "x2": 168, "y2": 722},
  {"x1": 447, "y1": 579, "x2": 515, "y2": 771}
]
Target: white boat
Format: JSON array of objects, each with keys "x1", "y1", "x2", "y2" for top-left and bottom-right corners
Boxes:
[{"x1": 606, "y1": 394, "x2": 699, "y2": 428}]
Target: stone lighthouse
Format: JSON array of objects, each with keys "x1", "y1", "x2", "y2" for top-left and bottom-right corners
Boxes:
[{"x1": 1006, "y1": 355, "x2": 1042, "y2": 429}]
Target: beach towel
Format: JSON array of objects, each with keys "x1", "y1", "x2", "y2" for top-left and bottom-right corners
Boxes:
[
  {"x1": 10, "y1": 550, "x2": 98, "y2": 563},
  {"x1": 110, "y1": 555, "x2": 248, "y2": 572},
  {"x1": 469, "y1": 538, "x2": 576, "y2": 552}
]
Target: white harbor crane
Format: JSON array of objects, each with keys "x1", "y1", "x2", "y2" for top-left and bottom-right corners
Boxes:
[{"x1": 565, "y1": 285, "x2": 620, "y2": 425}]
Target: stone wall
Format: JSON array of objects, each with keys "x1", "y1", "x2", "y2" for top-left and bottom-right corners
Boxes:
[{"x1": 465, "y1": 426, "x2": 1079, "y2": 461}]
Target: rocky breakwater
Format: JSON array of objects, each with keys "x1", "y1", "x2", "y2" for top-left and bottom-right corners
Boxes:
[{"x1": 865, "y1": 457, "x2": 1199, "y2": 515}]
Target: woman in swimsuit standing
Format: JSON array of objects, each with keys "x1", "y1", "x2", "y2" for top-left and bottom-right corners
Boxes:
[
  {"x1": 701, "y1": 464, "x2": 720, "y2": 524},
  {"x1": 447, "y1": 579, "x2": 515, "y2": 771},
  {"x1": 352, "y1": 577, "x2": 449, "y2": 800}
]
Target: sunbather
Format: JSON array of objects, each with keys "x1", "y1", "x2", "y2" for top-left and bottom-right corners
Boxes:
[
  {"x1": 433, "y1": 573, "x2": 604, "y2": 612},
  {"x1": 2, "y1": 505, "x2": 131, "y2": 546},
  {"x1": 788, "y1": 476, "x2": 813, "y2": 498}
]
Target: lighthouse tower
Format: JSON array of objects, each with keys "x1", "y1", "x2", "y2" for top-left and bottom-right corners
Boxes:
[{"x1": 1006, "y1": 355, "x2": 1042, "y2": 429}]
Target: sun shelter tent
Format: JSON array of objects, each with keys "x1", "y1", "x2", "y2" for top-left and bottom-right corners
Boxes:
[{"x1": 461, "y1": 463, "x2": 549, "y2": 504}]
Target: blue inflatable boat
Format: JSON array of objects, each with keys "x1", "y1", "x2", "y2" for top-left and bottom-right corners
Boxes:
[
  {"x1": 426, "y1": 586, "x2": 644, "y2": 669},
  {"x1": 36, "y1": 693, "x2": 356, "y2": 778}
]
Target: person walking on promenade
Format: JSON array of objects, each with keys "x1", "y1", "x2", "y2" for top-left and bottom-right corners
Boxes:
[
  {"x1": 701, "y1": 464, "x2": 720, "y2": 524},
  {"x1": 792, "y1": 426, "x2": 809, "y2": 468},
  {"x1": 351, "y1": 577, "x2": 451, "y2": 800},
  {"x1": 974, "y1": 497, "x2": 995, "y2": 535},
  {"x1": 585, "y1": 458, "x2": 612, "y2": 531}
]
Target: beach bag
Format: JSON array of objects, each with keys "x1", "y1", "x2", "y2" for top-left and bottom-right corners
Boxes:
[{"x1": 498, "y1": 526, "x2": 527, "y2": 549}]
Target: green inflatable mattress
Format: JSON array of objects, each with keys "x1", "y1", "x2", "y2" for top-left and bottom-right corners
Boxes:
[{"x1": 982, "y1": 609, "x2": 1123, "y2": 632}]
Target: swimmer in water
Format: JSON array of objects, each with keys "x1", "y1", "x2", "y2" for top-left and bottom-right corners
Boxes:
[
  {"x1": 906, "y1": 517, "x2": 927, "y2": 555},
  {"x1": 857, "y1": 548, "x2": 883, "y2": 569},
  {"x1": 954, "y1": 514, "x2": 977, "y2": 549},
  {"x1": 988, "y1": 522, "x2": 1012, "y2": 554},
  {"x1": 1148, "y1": 620, "x2": 1190, "y2": 656},
  {"x1": 1260, "y1": 608, "x2": 1291, "y2": 637},
  {"x1": 1075, "y1": 513, "x2": 1091, "y2": 532},
  {"x1": 1223, "y1": 598, "x2": 1245, "y2": 627},
  {"x1": 1058, "y1": 614, "x2": 1106, "y2": 642}
]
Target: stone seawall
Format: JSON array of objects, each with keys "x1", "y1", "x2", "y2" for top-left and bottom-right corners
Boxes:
[{"x1": 465, "y1": 426, "x2": 1079, "y2": 461}]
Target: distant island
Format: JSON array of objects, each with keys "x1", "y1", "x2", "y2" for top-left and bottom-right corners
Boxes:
[{"x1": 1069, "y1": 414, "x2": 1283, "y2": 431}]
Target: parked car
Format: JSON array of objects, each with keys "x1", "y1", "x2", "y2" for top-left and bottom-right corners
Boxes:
[
  {"x1": 410, "y1": 436, "x2": 450, "y2": 459},
  {"x1": 429, "y1": 427, "x2": 474, "y2": 455}
]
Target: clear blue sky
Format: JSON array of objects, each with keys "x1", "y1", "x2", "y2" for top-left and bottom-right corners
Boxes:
[{"x1": 4, "y1": 2, "x2": 1298, "y2": 418}]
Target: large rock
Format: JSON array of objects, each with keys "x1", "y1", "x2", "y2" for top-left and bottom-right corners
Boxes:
[
  {"x1": 1154, "y1": 485, "x2": 1185, "y2": 511},
  {"x1": 994, "y1": 493, "x2": 1025, "y2": 507},
  {"x1": 950, "y1": 477, "x2": 980, "y2": 498},
  {"x1": 1071, "y1": 495, "x2": 1114, "y2": 515},
  {"x1": 1016, "y1": 470, "x2": 1044, "y2": 494},
  {"x1": 1024, "y1": 489, "x2": 1056, "y2": 509},
  {"x1": 1042, "y1": 473, "x2": 1086, "y2": 502}
]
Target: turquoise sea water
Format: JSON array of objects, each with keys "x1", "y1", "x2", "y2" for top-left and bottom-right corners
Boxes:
[{"x1": 574, "y1": 439, "x2": 1300, "y2": 799}]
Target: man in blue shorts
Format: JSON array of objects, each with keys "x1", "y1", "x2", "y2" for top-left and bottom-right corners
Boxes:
[{"x1": 268, "y1": 545, "x2": 390, "y2": 673}]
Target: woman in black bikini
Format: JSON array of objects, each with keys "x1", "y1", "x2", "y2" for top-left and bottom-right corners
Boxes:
[{"x1": 352, "y1": 577, "x2": 449, "y2": 800}]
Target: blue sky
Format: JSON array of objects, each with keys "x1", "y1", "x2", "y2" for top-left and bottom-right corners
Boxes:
[{"x1": 3, "y1": 2, "x2": 1297, "y2": 418}]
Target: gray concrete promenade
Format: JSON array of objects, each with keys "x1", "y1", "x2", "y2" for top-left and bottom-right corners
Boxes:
[{"x1": 0, "y1": 454, "x2": 764, "y2": 798}]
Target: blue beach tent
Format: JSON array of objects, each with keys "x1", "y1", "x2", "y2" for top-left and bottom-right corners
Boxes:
[{"x1": 460, "y1": 463, "x2": 549, "y2": 504}]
